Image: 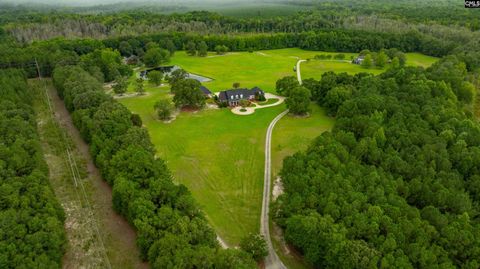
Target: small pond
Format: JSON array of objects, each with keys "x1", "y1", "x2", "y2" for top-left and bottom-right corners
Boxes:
[{"x1": 143, "y1": 65, "x2": 212, "y2": 82}]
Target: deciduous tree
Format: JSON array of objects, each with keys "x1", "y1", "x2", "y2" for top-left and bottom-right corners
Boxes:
[
  {"x1": 154, "y1": 99, "x2": 174, "y2": 120},
  {"x1": 148, "y1": 70, "x2": 163, "y2": 86},
  {"x1": 285, "y1": 86, "x2": 311, "y2": 115}
]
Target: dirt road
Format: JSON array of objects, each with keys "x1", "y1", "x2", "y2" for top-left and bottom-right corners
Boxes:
[
  {"x1": 296, "y1": 59, "x2": 307, "y2": 84},
  {"x1": 261, "y1": 110, "x2": 289, "y2": 269}
]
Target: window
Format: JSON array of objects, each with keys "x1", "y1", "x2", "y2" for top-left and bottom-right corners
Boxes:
[
  {"x1": 231, "y1": 95, "x2": 234, "y2": 100},
  {"x1": 240, "y1": 94, "x2": 243, "y2": 98}
]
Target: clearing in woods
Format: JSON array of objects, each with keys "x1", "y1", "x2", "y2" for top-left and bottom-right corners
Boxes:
[
  {"x1": 120, "y1": 48, "x2": 438, "y2": 246},
  {"x1": 32, "y1": 79, "x2": 147, "y2": 269}
]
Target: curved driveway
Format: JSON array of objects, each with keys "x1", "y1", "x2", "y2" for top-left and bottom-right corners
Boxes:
[
  {"x1": 296, "y1": 59, "x2": 307, "y2": 84},
  {"x1": 261, "y1": 109, "x2": 289, "y2": 269}
]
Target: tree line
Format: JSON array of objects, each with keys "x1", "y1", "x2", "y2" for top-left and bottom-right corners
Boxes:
[
  {"x1": 51, "y1": 65, "x2": 258, "y2": 268},
  {"x1": 274, "y1": 56, "x2": 480, "y2": 268},
  {"x1": 0, "y1": 27, "x2": 464, "y2": 80},
  {"x1": 2, "y1": 2, "x2": 479, "y2": 43},
  {"x1": 0, "y1": 69, "x2": 66, "y2": 268}
]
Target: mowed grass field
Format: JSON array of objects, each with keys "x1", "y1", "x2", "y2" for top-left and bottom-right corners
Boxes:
[
  {"x1": 120, "y1": 86, "x2": 287, "y2": 244},
  {"x1": 170, "y1": 48, "x2": 438, "y2": 93},
  {"x1": 120, "y1": 48, "x2": 437, "y2": 245}
]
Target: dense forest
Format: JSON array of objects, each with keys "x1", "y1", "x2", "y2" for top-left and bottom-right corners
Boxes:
[
  {"x1": 1, "y1": 1, "x2": 479, "y2": 77},
  {"x1": 274, "y1": 57, "x2": 480, "y2": 267},
  {"x1": 0, "y1": 69, "x2": 66, "y2": 268},
  {"x1": 51, "y1": 65, "x2": 256, "y2": 268},
  {"x1": 1, "y1": 1, "x2": 480, "y2": 268},
  {"x1": 1, "y1": 0, "x2": 479, "y2": 42}
]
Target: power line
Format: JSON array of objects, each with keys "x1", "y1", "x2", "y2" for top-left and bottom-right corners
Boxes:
[{"x1": 35, "y1": 58, "x2": 112, "y2": 269}]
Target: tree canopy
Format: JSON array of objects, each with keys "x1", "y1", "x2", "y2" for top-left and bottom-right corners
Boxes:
[
  {"x1": 276, "y1": 57, "x2": 480, "y2": 268},
  {"x1": 0, "y1": 69, "x2": 66, "y2": 268}
]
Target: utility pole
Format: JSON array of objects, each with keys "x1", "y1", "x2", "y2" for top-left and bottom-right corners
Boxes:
[{"x1": 35, "y1": 58, "x2": 41, "y2": 79}]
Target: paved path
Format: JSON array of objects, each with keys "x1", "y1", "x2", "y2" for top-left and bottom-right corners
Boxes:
[
  {"x1": 296, "y1": 59, "x2": 307, "y2": 84},
  {"x1": 261, "y1": 110, "x2": 289, "y2": 269},
  {"x1": 231, "y1": 93, "x2": 285, "y2": 115}
]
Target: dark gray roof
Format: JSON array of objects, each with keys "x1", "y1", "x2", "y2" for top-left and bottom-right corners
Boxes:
[
  {"x1": 218, "y1": 87, "x2": 264, "y2": 102},
  {"x1": 199, "y1": 85, "x2": 212, "y2": 95}
]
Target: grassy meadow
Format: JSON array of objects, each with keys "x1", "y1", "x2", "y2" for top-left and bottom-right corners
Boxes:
[
  {"x1": 170, "y1": 48, "x2": 438, "y2": 93},
  {"x1": 121, "y1": 85, "x2": 287, "y2": 244},
  {"x1": 120, "y1": 48, "x2": 437, "y2": 245}
]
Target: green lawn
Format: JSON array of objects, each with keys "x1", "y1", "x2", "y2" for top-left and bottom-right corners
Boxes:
[
  {"x1": 121, "y1": 85, "x2": 287, "y2": 244},
  {"x1": 301, "y1": 52, "x2": 438, "y2": 79},
  {"x1": 170, "y1": 48, "x2": 438, "y2": 94},
  {"x1": 258, "y1": 98, "x2": 279, "y2": 106},
  {"x1": 271, "y1": 104, "x2": 335, "y2": 177},
  {"x1": 120, "y1": 48, "x2": 437, "y2": 246}
]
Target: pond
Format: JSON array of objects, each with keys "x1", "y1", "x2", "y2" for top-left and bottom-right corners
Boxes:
[{"x1": 143, "y1": 65, "x2": 213, "y2": 83}]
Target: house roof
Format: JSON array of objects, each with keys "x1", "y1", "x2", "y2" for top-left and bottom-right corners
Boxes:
[
  {"x1": 199, "y1": 85, "x2": 212, "y2": 95},
  {"x1": 218, "y1": 87, "x2": 264, "y2": 102}
]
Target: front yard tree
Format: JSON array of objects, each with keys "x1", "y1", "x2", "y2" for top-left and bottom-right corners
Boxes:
[
  {"x1": 240, "y1": 233, "x2": 268, "y2": 262},
  {"x1": 148, "y1": 70, "x2": 163, "y2": 86},
  {"x1": 233, "y1": 82, "x2": 241, "y2": 88},
  {"x1": 186, "y1": 41, "x2": 197, "y2": 56},
  {"x1": 198, "y1": 41, "x2": 208, "y2": 57},
  {"x1": 361, "y1": 54, "x2": 373, "y2": 69},
  {"x1": 154, "y1": 99, "x2": 174, "y2": 120},
  {"x1": 135, "y1": 78, "x2": 144, "y2": 95},
  {"x1": 144, "y1": 47, "x2": 170, "y2": 67},
  {"x1": 276, "y1": 76, "x2": 299, "y2": 96},
  {"x1": 286, "y1": 86, "x2": 311, "y2": 115},
  {"x1": 113, "y1": 76, "x2": 128, "y2": 95},
  {"x1": 172, "y1": 79, "x2": 205, "y2": 109}
]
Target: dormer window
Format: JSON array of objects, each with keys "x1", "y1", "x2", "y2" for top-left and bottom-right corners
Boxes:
[
  {"x1": 240, "y1": 94, "x2": 243, "y2": 98},
  {"x1": 231, "y1": 96, "x2": 234, "y2": 100}
]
